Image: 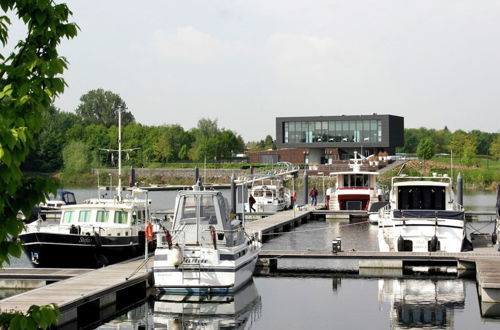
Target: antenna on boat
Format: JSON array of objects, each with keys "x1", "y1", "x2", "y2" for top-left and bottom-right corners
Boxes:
[{"x1": 117, "y1": 109, "x2": 122, "y2": 201}]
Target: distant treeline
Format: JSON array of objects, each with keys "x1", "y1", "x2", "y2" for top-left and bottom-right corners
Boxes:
[
  {"x1": 22, "y1": 97, "x2": 247, "y2": 173},
  {"x1": 399, "y1": 127, "x2": 499, "y2": 160}
]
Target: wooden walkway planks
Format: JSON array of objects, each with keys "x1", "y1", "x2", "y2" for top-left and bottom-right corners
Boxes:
[
  {"x1": 0, "y1": 268, "x2": 91, "y2": 280},
  {"x1": 245, "y1": 208, "x2": 312, "y2": 240},
  {"x1": 0, "y1": 258, "x2": 152, "y2": 314}
]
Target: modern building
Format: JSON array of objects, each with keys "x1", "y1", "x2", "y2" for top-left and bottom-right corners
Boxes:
[{"x1": 249, "y1": 114, "x2": 404, "y2": 164}]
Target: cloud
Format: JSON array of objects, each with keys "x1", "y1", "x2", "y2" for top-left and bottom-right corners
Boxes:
[{"x1": 151, "y1": 26, "x2": 248, "y2": 63}]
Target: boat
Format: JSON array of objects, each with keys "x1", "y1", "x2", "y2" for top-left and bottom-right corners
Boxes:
[
  {"x1": 38, "y1": 189, "x2": 77, "y2": 221},
  {"x1": 153, "y1": 183, "x2": 262, "y2": 294},
  {"x1": 377, "y1": 174, "x2": 466, "y2": 252},
  {"x1": 154, "y1": 281, "x2": 261, "y2": 329},
  {"x1": 378, "y1": 278, "x2": 465, "y2": 329},
  {"x1": 326, "y1": 152, "x2": 383, "y2": 213},
  {"x1": 245, "y1": 176, "x2": 292, "y2": 212},
  {"x1": 495, "y1": 183, "x2": 500, "y2": 249},
  {"x1": 19, "y1": 110, "x2": 155, "y2": 268}
]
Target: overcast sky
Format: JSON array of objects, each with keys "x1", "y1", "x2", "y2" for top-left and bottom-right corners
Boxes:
[{"x1": 48, "y1": 0, "x2": 500, "y2": 140}]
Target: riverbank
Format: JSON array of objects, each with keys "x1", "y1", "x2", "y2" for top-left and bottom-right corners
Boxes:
[{"x1": 46, "y1": 158, "x2": 499, "y2": 190}]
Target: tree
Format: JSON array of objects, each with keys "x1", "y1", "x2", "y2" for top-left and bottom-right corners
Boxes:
[
  {"x1": 264, "y1": 134, "x2": 275, "y2": 150},
  {"x1": 196, "y1": 118, "x2": 219, "y2": 139},
  {"x1": 416, "y1": 138, "x2": 436, "y2": 160},
  {"x1": 1, "y1": 0, "x2": 77, "y2": 326},
  {"x1": 62, "y1": 141, "x2": 91, "y2": 174},
  {"x1": 490, "y1": 135, "x2": 500, "y2": 160},
  {"x1": 75, "y1": 89, "x2": 134, "y2": 127}
]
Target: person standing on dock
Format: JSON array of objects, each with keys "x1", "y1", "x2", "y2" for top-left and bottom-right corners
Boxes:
[
  {"x1": 309, "y1": 186, "x2": 318, "y2": 206},
  {"x1": 249, "y1": 194, "x2": 256, "y2": 212}
]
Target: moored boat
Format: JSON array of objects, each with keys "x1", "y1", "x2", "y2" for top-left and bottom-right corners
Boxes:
[
  {"x1": 378, "y1": 174, "x2": 466, "y2": 252},
  {"x1": 245, "y1": 177, "x2": 291, "y2": 212},
  {"x1": 326, "y1": 152, "x2": 382, "y2": 213},
  {"x1": 154, "y1": 183, "x2": 262, "y2": 294}
]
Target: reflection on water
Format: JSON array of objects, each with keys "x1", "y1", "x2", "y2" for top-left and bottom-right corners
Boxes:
[
  {"x1": 154, "y1": 281, "x2": 261, "y2": 329},
  {"x1": 97, "y1": 281, "x2": 261, "y2": 329},
  {"x1": 378, "y1": 279, "x2": 465, "y2": 329}
]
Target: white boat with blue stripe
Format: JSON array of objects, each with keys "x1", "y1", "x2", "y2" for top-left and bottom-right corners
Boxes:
[{"x1": 154, "y1": 183, "x2": 261, "y2": 294}]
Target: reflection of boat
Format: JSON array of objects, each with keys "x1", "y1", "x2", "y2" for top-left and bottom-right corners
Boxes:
[
  {"x1": 378, "y1": 175, "x2": 466, "y2": 252},
  {"x1": 326, "y1": 152, "x2": 382, "y2": 212},
  {"x1": 246, "y1": 177, "x2": 291, "y2": 212},
  {"x1": 19, "y1": 110, "x2": 155, "y2": 268},
  {"x1": 378, "y1": 278, "x2": 465, "y2": 329},
  {"x1": 154, "y1": 183, "x2": 262, "y2": 294},
  {"x1": 154, "y1": 281, "x2": 262, "y2": 329}
]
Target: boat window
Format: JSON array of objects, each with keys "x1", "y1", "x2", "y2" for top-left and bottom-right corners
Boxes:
[
  {"x1": 200, "y1": 195, "x2": 217, "y2": 224},
  {"x1": 61, "y1": 211, "x2": 74, "y2": 224},
  {"x1": 78, "y1": 210, "x2": 91, "y2": 223},
  {"x1": 254, "y1": 190, "x2": 264, "y2": 197},
  {"x1": 179, "y1": 196, "x2": 197, "y2": 224},
  {"x1": 114, "y1": 211, "x2": 128, "y2": 224},
  {"x1": 96, "y1": 210, "x2": 109, "y2": 223},
  {"x1": 64, "y1": 193, "x2": 76, "y2": 204},
  {"x1": 265, "y1": 190, "x2": 273, "y2": 197}
]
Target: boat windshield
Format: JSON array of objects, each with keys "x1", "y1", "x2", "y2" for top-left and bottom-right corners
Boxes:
[
  {"x1": 177, "y1": 195, "x2": 218, "y2": 225},
  {"x1": 254, "y1": 189, "x2": 273, "y2": 198},
  {"x1": 343, "y1": 174, "x2": 370, "y2": 188}
]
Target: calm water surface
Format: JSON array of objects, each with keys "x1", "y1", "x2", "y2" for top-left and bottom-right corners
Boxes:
[{"x1": 5, "y1": 188, "x2": 500, "y2": 329}]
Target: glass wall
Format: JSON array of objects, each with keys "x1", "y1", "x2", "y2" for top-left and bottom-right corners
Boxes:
[{"x1": 283, "y1": 119, "x2": 382, "y2": 144}]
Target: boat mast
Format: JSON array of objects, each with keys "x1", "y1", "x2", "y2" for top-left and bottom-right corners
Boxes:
[{"x1": 117, "y1": 109, "x2": 122, "y2": 201}]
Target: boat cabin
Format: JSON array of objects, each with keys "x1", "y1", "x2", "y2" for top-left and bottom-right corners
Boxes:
[
  {"x1": 45, "y1": 190, "x2": 77, "y2": 208},
  {"x1": 59, "y1": 204, "x2": 147, "y2": 235},
  {"x1": 165, "y1": 190, "x2": 244, "y2": 248}
]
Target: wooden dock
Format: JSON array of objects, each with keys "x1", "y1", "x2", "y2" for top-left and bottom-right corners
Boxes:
[
  {"x1": 0, "y1": 258, "x2": 152, "y2": 329},
  {"x1": 0, "y1": 268, "x2": 91, "y2": 281},
  {"x1": 245, "y1": 208, "x2": 313, "y2": 241}
]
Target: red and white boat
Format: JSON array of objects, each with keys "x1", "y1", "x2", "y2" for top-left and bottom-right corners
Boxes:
[{"x1": 326, "y1": 153, "x2": 382, "y2": 214}]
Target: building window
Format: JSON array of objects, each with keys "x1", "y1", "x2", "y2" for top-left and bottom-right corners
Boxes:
[{"x1": 282, "y1": 119, "x2": 382, "y2": 145}]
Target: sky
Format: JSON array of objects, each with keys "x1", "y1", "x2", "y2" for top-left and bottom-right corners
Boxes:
[{"x1": 28, "y1": 0, "x2": 500, "y2": 140}]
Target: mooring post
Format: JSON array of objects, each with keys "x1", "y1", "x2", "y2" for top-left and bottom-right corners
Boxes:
[
  {"x1": 230, "y1": 173, "x2": 236, "y2": 214},
  {"x1": 250, "y1": 165, "x2": 254, "y2": 176},
  {"x1": 194, "y1": 167, "x2": 199, "y2": 185},
  {"x1": 303, "y1": 170, "x2": 309, "y2": 205},
  {"x1": 129, "y1": 167, "x2": 136, "y2": 187},
  {"x1": 457, "y1": 172, "x2": 463, "y2": 207}
]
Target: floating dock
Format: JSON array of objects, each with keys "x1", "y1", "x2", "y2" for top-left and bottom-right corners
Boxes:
[{"x1": 0, "y1": 258, "x2": 152, "y2": 329}]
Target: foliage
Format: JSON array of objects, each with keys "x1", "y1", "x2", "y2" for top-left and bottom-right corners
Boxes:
[
  {"x1": 1, "y1": 0, "x2": 77, "y2": 262},
  {"x1": 62, "y1": 140, "x2": 91, "y2": 175},
  {"x1": 23, "y1": 105, "x2": 79, "y2": 172},
  {"x1": 0, "y1": 303, "x2": 59, "y2": 329},
  {"x1": 1, "y1": 0, "x2": 77, "y2": 327},
  {"x1": 416, "y1": 137, "x2": 435, "y2": 160},
  {"x1": 490, "y1": 135, "x2": 500, "y2": 160},
  {"x1": 400, "y1": 127, "x2": 497, "y2": 156},
  {"x1": 75, "y1": 88, "x2": 134, "y2": 127}
]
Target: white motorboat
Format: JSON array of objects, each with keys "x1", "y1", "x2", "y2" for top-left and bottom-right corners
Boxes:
[
  {"x1": 378, "y1": 174, "x2": 466, "y2": 252},
  {"x1": 154, "y1": 281, "x2": 261, "y2": 329},
  {"x1": 326, "y1": 153, "x2": 382, "y2": 212},
  {"x1": 378, "y1": 278, "x2": 464, "y2": 329},
  {"x1": 246, "y1": 177, "x2": 291, "y2": 212},
  {"x1": 154, "y1": 183, "x2": 262, "y2": 294}
]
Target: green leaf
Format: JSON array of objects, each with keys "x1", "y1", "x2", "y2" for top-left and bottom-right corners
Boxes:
[{"x1": 35, "y1": 11, "x2": 47, "y2": 25}]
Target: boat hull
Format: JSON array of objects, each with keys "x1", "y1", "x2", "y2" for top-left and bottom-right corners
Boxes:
[
  {"x1": 154, "y1": 249, "x2": 260, "y2": 294},
  {"x1": 19, "y1": 232, "x2": 151, "y2": 268},
  {"x1": 378, "y1": 218, "x2": 465, "y2": 252}
]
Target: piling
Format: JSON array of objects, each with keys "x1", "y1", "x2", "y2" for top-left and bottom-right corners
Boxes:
[
  {"x1": 194, "y1": 167, "x2": 199, "y2": 184},
  {"x1": 457, "y1": 172, "x2": 463, "y2": 206},
  {"x1": 129, "y1": 167, "x2": 136, "y2": 187},
  {"x1": 230, "y1": 173, "x2": 236, "y2": 214},
  {"x1": 303, "y1": 170, "x2": 309, "y2": 205}
]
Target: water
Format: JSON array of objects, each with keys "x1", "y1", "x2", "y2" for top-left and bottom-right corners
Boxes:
[{"x1": 4, "y1": 188, "x2": 500, "y2": 328}]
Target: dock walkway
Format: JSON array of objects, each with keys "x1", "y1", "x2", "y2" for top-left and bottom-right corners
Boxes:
[
  {"x1": 245, "y1": 208, "x2": 313, "y2": 241},
  {"x1": 0, "y1": 258, "x2": 152, "y2": 328}
]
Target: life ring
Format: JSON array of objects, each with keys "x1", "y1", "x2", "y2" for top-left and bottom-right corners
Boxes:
[{"x1": 145, "y1": 221, "x2": 154, "y2": 242}]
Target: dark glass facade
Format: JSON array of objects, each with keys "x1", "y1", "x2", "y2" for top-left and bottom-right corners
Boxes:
[{"x1": 283, "y1": 119, "x2": 382, "y2": 144}]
